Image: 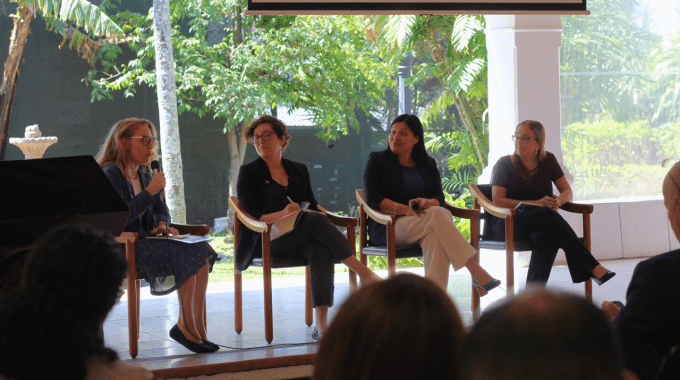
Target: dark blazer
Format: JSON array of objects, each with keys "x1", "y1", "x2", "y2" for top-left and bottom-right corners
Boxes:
[
  {"x1": 235, "y1": 156, "x2": 319, "y2": 271},
  {"x1": 363, "y1": 149, "x2": 446, "y2": 246},
  {"x1": 103, "y1": 163, "x2": 169, "y2": 238},
  {"x1": 613, "y1": 248, "x2": 680, "y2": 377}
]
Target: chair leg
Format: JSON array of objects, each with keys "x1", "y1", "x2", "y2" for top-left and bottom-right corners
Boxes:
[
  {"x1": 264, "y1": 266, "x2": 273, "y2": 344},
  {"x1": 127, "y1": 275, "x2": 138, "y2": 359},
  {"x1": 136, "y1": 280, "x2": 141, "y2": 338},
  {"x1": 234, "y1": 263, "x2": 243, "y2": 334},
  {"x1": 585, "y1": 279, "x2": 593, "y2": 301},
  {"x1": 506, "y1": 249, "x2": 514, "y2": 295},
  {"x1": 305, "y1": 267, "x2": 313, "y2": 326}
]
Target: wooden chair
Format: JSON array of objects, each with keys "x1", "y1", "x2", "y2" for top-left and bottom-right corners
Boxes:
[
  {"x1": 355, "y1": 189, "x2": 483, "y2": 319},
  {"x1": 115, "y1": 223, "x2": 210, "y2": 359},
  {"x1": 229, "y1": 196, "x2": 358, "y2": 344},
  {"x1": 468, "y1": 183, "x2": 593, "y2": 299}
]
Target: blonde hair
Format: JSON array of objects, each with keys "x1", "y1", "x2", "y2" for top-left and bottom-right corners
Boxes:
[{"x1": 95, "y1": 118, "x2": 159, "y2": 180}]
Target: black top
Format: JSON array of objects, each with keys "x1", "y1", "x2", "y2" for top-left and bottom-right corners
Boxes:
[
  {"x1": 490, "y1": 152, "x2": 565, "y2": 201},
  {"x1": 235, "y1": 156, "x2": 319, "y2": 271},
  {"x1": 102, "y1": 163, "x2": 169, "y2": 237},
  {"x1": 363, "y1": 149, "x2": 446, "y2": 246},
  {"x1": 402, "y1": 165, "x2": 426, "y2": 201}
]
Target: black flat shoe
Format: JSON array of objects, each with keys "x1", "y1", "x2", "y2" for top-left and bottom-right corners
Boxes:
[
  {"x1": 202, "y1": 339, "x2": 220, "y2": 350},
  {"x1": 472, "y1": 278, "x2": 501, "y2": 297},
  {"x1": 169, "y1": 325, "x2": 216, "y2": 354},
  {"x1": 592, "y1": 271, "x2": 616, "y2": 286}
]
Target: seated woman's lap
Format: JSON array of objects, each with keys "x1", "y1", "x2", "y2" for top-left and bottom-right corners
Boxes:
[
  {"x1": 491, "y1": 205, "x2": 568, "y2": 242},
  {"x1": 395, "y1": 206, "x2": 457, "y2": 247},
  {"x1": 270, "y1": 212, "x2": 351, "y2": 262}
]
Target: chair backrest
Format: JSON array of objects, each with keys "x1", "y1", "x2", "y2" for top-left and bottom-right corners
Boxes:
[{"x1": 475, "y1": 184, "x2": 500, "y2": 241}]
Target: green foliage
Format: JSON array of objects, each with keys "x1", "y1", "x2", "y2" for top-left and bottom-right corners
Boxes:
[
  {"x1": 87, "y1": 1, "x2": 395, "y2": 141},
  {"x1": 562, "y1": 119, "x2": 680, "y2": 199}
]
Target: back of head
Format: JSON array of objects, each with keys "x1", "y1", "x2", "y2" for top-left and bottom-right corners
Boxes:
[
  {"x1": 0, "y1": 224, "x2": 127, "y2": 380},
  {"x1": 461, "y1": 288, "x2": 623, "y2": 380},
  {"x1": 313, "y1": 273, "x2": 465, "y2": 380}
]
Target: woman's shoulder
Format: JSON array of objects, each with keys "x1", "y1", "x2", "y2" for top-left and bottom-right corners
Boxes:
[
  {"x1": 102, "y1": 163, "x2": 122, "y2": 176},
  {"x1": 368, "y1": 149, "x2": 392, "y2": 162}
]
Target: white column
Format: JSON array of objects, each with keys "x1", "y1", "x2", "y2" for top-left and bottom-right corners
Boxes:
[{"x1": 480, "y1": 15, "x2": 564, "y2": 183}]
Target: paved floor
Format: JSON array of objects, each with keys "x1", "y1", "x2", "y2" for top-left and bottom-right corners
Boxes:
[{"x1": 106, "y1": 252, "x2": 645, "y2": 371}]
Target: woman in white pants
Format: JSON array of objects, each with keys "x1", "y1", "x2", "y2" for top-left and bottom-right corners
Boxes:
[{"x1": 363, "y1": 114, "x2": 500, "y2": 296}]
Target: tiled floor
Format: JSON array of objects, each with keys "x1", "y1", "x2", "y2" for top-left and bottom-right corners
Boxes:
[{"x1": 106, "y1": 251, "x2": 645, "y2": 372}]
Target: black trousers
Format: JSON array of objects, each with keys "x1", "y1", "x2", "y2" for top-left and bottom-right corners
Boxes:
[
  {"x1": 492, "y1": 205, "x2": 599, "y2": 284},
  {"x1": 270, "y1": 212, "x2": 352, "y2": 307}
]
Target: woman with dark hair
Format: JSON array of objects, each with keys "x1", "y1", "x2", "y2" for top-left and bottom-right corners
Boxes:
[
  {"x1": 96, "y1": 118, "x2": 218, "y2": 353},
  {"x1": 490, "y1": 120, "x2": 615, "y2": 285},
  {"x1": 363, "y1": 114, "x2": 499, "y2": 294},
  {"x1": 236, "y1": 115, "x2": 380, "y2": 339},
  {"x1": 0, "y1": 224, "x2": 153, "y2": 380},
  {"x1": 313, "y1": 273, "x2": 466, "y2": 380}
]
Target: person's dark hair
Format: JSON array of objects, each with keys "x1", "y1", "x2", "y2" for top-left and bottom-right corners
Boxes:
[
  {"x1": 313, "y1": 273, "x2": 465, "y2": 380},
  {"x1": 0, "y1": 224, "x2": 127, "y2": 380},
  {"x1": 390, "y1": 114, "x2": 430, "y2": 164},
  {"x1": 460, "y1": 288, "x2": 625, "y2": 380},
  {"x1": 245, "y1": 115, "x2": 292, "y2": 151}
]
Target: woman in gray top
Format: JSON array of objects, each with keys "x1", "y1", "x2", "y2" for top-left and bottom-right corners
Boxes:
[{"x1": 491, "y1": 120, "x2": 615, "y2": 285}]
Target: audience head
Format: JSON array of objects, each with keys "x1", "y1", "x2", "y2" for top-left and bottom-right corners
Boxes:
[
  {"x1": 313, "y1": 273, "x2": 465, "y2": 380},
  {"x1": 96, "y1": 117, "x2": 159, "y2": 172},
  {"x1": 663, "y1": 161, "x2": 680, "y2": 242},
  {"x1": 0, "y1": 224, "x2": 127, "y2": 380},
  {"x1": 389, "y1": 114, "x2": 429, "y2": 164},
  {"x1": 515, "y1": 120, "x2": 546, "y2": 160},
  {"x1": 460, "y1": 288, "x2": 632, "y2": 380},
  {"x1": 245, "y1": 115, "x2": 291, "y2": 152}
]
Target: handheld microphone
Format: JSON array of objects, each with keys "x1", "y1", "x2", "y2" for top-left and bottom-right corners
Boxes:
[
  {"x1": 410, "y1": 202, "x2": 420, "y2": 211},
  {"x1": 150, "y1": 160, "x2": 165, "y2": 201}
]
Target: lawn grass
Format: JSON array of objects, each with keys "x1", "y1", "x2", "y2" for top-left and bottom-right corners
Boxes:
[{"x1": 207, "y1": 229, "x2": 422, "y2": 283}]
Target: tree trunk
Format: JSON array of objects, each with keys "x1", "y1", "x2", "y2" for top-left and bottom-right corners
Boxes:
[
  {"x1": 0, "y1": 5, "x2": 34, "y2": 160},
  {"x1": 153, "y1": 0, "x2": 186, "y2": 223},
  {"x1": 226, "y1": 120, "x2": 248, "y2": 230}
]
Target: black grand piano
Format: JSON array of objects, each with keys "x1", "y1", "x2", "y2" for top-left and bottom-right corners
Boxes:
[{"x1": 0, "y1": 156, "x2": 130, "y2": 294}]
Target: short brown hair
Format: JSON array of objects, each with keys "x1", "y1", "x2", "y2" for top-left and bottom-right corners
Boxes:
[
  {"x1": 313, "y1": 273, "x2": 465, "y2": 380},
  {"x1": 244, "y1": 115, "x2": 291, "y2": 151}
]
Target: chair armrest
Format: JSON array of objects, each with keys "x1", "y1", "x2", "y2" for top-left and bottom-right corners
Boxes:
[
  {"x1": 356, "y1": 189, "x2": 395, "y2": 226},
  {"x1": 317, "y1": 205, "x2": 357, "y2": 228},
  {"x1": 559, "y1": 201, "x2": 594, "y2": 214},
  {"x1": 114, "y1": 232, "x2": 138, "y2": 244},
  {"x1": 469, "y1": 184, "x2": 514, "y2": 219},
  {"x1": 171, "y1": 224, "x2": 210, "y2": 236},
  {"x1": 229, "y1": 196, "x2": 271, "y2": 234},
  {"x1": 442, "y1": 202, "x2": 480, "y2": 220}
]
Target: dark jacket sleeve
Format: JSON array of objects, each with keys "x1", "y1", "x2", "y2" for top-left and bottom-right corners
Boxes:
[
  {"x1": 297, "y1": 162, "x2": 319, "y2": 211},
  {"x1": 236, "y1": 162, "x2": 265, "y2": 220},
  {"x1": 363, "y1": 151, "x2": 387, "y2": 210},
  {"x1": 103, "y1": 164, "x2": 158, "y2": 229}
]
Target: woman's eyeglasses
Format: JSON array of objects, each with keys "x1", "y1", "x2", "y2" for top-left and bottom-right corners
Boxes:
[
  {"x1": 129, "y1": 136, "x2": 158, "y2": 146},
  {"x1": 512, "y1": 135, "x2": 539, "y2": 143},
  {"x1": 251, "y1": 132, "x2": 275, "y2": 143}
]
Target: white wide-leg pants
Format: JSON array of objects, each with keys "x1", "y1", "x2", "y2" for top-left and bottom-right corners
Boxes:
[{"x1": 394, "y1": 206, "x2": 477, "y2": 290}]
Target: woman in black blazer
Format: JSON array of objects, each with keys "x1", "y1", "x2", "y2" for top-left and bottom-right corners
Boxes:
[
  {"x1": 363, "y1": 114, "x2": 499, "y2": 295},
  {"x1": 236, "y1": 115, "x2": 379, "y2": 340}
]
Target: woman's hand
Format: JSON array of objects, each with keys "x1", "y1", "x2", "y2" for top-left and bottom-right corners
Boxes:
[
  {"x1": 407, "y1": 198, "x2": 432, "y2": 217},
  {"x1": 151, "y1": 222, "x2": 179, "y2": 236},
  {"x1": 538, "y1": 195, "x2": 560, "y2": 211},
  {"x1": 147, "y1": 172, "x2": 166, "y2": 196},
  {"x1": 284, "y1": 202, "x2": 301, "y2": 214}
]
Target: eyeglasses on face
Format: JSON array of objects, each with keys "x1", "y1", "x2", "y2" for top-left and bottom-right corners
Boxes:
[
  {"x1": 512, "y1": 135, "x2": 539, "y2": 143},
  {"x1": 251, "y1": 131, "x2": 275, "y2": 143},
  {"x1": 129, "y1": 136, "x2": 158, "y2": 146}
]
